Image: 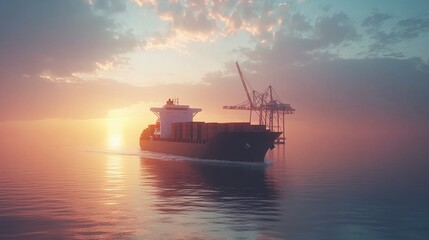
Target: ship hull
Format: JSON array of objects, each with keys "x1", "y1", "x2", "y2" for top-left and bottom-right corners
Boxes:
[{"x1": 140, "y1": 132, "x2": 281, "y2": 162}]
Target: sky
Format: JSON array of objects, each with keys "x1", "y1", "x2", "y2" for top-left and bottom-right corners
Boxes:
[{"x1": 0, "y1": 0, "x2": 428, "y2": 148}]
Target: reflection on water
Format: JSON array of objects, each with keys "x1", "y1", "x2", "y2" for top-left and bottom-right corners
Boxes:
[
  {"x1": 0, "y1": 141, "x2": 429, "y2": 239},
  {"x1": 140, "y1": 157, "x2": 280, "y2": 237},
  {"x1": 103, "y1": 155, "x2": 125, "y2": 205}
]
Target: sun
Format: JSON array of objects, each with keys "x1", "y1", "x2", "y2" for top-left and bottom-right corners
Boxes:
[{"x1": 108, "y1": 133, "x2": 122, "y2": 149}]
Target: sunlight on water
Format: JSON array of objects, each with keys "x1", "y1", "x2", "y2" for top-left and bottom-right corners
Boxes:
[
  {"x1": 103, "y1": 155, "x2": 124, "y2": 205},
  {"x1": 0, "y1": 127, "x2": 428, "y2": 239}
]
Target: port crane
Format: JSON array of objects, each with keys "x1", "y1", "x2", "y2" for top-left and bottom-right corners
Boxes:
[{"x1": 223, "y1": 62, "x2": 295, "y2": 144}]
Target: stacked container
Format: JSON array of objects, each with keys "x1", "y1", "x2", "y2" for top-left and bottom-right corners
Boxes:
[{"x1": 168, "y1": 122, "x2": 268, "y2": 142}]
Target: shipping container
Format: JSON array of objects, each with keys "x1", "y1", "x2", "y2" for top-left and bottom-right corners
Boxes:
[
  {"x1": 168, "y1": 121, "x2": 267, "y2": 141},
  {"x1": 205, "y1": 122, "x2": 219, "y2": 139},
  {"x1": 182, "y1": 122, "x2": 193, "y2": 140},
  {"x1": 171, "y1": 122, "x2": 183, "y2": 139},
  {"x1": 201, "y1": 124, "x2": 209, "y2": 141},
  {"x1": 251, "y1": 125, "x2": 266, "y2": 132},
  {"x1": 191, "y1": 122, "x2": 204, "y2": 141},
  {"x1": 225, "y1": 122, "x2": 250, "y2": 132}
]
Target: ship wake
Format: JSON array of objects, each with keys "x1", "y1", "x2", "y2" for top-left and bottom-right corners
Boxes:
[{"x1": 80, "y1": 147, "x2": 272, "y2": 167}]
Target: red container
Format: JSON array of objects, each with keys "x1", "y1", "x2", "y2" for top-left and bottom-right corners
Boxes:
[
  {"x1": 171, "y1": 122, "x2": 183, "y2": 139},
  {"x1": 206, "y1": 123, "x2": 220, "y2": 139},
  {"x1": 192, "y1": 122, "x2": 204, "y2": 140},
  {"x1": 182, "y1": 122, "x2": 192, "y2": 140},
  {"x1": 225, "y1": 122, "x2": 249, "y2": 132},
  {"x1": 201, "y1": 123, "x2": 208, "y2": 141}
]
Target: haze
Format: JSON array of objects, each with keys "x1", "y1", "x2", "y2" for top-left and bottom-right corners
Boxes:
[{"x1": 1, "y1": 0, "x2": 428, "y2": 151}]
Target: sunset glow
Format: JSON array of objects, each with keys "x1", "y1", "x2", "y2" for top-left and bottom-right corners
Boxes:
[
  {"x1": 106, "y1": 115, "x2": 125, "y2": 150},
  {"x1": 0, "y1": 0, "x2": 427, "y2": 165},
  {"x1": 0, "y1": 0, "x2": 427, "y2": 135},
  {"x1": 108, "y1": 133, "x2": 123, "y2": 150},
  {"x1": 0, "y1": 1, "x2": 429, "y2": 238}
]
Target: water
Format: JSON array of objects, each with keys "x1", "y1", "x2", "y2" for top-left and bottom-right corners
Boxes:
[{"x1": 1, "y1": 133, "x2": 429, "y2": 239}]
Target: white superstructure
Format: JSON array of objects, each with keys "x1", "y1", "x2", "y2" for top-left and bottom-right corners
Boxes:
[{"x1": 150, "y1": 99, "x2": 201, "y2": 138}]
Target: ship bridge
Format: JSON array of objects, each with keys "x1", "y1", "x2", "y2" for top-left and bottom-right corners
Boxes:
[{"x1": 151, "y1": 99, "x2": 201, "y2": 138}]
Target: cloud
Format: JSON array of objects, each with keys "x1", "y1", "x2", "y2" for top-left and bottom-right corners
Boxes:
[
  {"x1": 134, "y1": 0, "x2": 217, "y2": 49},
  {"x1": 362, "y1": 13, "x2": 392, "y2": 28},
  {"x1": 0, "y1": 72, "x2": 146, "y2": 121},
  {"x1": 314, "y1": 12, "x2": 357, "y2": 45},
  {"x1": 241, "y1": 12, "x2": 358, "y2": 65},
  {"x1": 92, "y1": 0, "x2": 127, "y2": 14},
  {"x1": 1, "y1": 0, "x2": 427, "y2": 130},
  {"x1": 285, "y1": 13, "x2": 312, "y2": 34},
  {"x1": 0, "y1": 0, "x2": 138, "y2": 76},
  {"x1": 0, "y1": 0, "x2": 143, "y2": 121},
  {"x1": 133, "y1": 0, "x2": 287, "y2": 49},
  {"x1": 196, "y1": 8, "x2": 429, "y2": 135},
  {"x1": 396, "y1": 15, "x2": 429, "y2": 39},
  {"x1": 363, "y1": 13, "x2": 429, "y2": 55},
  {"x1": 229, "y1": 12, "x2": 429, "y2": 128},
  {"x1": 201, "y1": 57, "x2": 429, "y2": 137}
]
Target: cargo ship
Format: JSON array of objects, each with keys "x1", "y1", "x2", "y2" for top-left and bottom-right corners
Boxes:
[{"x1": 139, "y1": 99, "x2": 281, "y2": 162}]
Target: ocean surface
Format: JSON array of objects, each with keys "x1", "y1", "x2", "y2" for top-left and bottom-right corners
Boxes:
[{"x1": 1, "y1": 129, "x2": 429, "y2": 239}]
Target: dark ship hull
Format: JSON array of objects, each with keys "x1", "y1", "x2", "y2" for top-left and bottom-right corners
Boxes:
[{"x1": 140, "y1": 131, "x2": 281, "y2": 162}]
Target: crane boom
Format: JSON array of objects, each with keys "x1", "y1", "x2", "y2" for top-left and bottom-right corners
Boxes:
[
  {"x1": 224, "y1": 63, "x2": 295, "y2": 144},
  {"x1": 235, "y1": 62, "x2": 254, "y2": 108}
]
